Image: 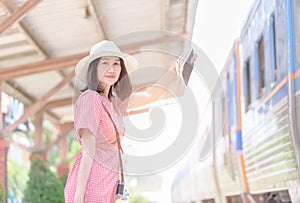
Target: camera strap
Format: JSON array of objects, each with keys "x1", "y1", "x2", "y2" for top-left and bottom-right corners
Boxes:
[{"x1": 99, "y1": 99, "x2": 125, "y2": 183}]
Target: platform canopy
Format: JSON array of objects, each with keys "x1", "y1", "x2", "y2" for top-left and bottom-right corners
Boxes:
[{"x1": 0, "y1": 0, "x2": 198, "y2": 123}]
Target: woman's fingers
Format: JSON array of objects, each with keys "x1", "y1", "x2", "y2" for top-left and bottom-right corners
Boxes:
[{"x1": 190, "y1": 54, "x2": 197, "y2": 64}]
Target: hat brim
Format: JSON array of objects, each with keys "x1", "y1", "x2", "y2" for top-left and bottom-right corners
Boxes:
[{"x1": 75, "y1": 51, "x2": 138, "y2": 86}]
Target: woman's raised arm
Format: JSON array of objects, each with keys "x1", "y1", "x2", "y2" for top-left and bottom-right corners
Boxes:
[{"x1": 127, "y1": 52, "x2": 196, "y2": 109}]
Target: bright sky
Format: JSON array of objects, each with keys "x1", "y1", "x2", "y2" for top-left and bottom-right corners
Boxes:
[{"x1": 192, "y1": 0, "x2": 253, "y2": 72}]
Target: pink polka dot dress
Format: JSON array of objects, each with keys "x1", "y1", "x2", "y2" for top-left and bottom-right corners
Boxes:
[{"x1": 64, "y1": 90, "x2": 124, "y2": 203}]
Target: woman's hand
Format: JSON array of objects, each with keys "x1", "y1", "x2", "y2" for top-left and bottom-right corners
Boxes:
[
  {"x1": 169, "y1": 63, "x2": 177, "y2": 73},
  {"x1": 190, "y1": 53, "x2": 197, "y2": 64}
]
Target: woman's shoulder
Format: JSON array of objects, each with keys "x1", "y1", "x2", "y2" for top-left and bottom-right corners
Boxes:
[
  {"x1": 75, "y1": 90, "x2": 103, "y2": 109},
  {"x1": 79, "y1": 90, "x2": 101, "y2": 101}
]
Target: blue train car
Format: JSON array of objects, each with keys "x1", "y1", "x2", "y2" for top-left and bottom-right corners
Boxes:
[
  {"x1": 240, "y1": 0, "x2": 300, "y2": 200},
  {"x1": 171, "y1": 0, "x2": 300, "y2": 202}
]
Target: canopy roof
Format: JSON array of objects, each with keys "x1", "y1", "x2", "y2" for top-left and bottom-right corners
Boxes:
[{"x1": 0, "y1": 0, "x2": 198, "y2": 123}]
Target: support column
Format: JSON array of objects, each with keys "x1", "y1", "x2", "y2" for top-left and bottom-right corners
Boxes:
[
  {"x1": 56, "y1": 123, "x2": 72, "y2": 177},
  {"x1": 57, "y1": 131, "x2": 69, "y2": 177},
  {"x1": 30, "y1": 110, "x2": 46, "y2": 162}
]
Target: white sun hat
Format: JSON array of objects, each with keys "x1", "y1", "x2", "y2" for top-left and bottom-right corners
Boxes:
[{"x1": 75, "y1": 40, "x2": 138, "y2": 85}]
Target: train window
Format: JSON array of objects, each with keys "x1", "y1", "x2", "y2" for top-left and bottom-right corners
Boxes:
[
  {"x1": 202, "y1": 199, "x2": 215, "y2": 203},
  {"x1": 256, "y1": 36, "x2": 265, "y2": 98},
  {"x1": 269, "y1": 14, "x2": 278, "y2": 85},
  {"x1": 226, "y1": 195, "x2": 243, "y2": 203},
  {"x1": 244, "y1": 60, "x2": 251, "y2": 109}
]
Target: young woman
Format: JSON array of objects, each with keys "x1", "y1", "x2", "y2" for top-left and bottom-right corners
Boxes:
[{"x1": 64, "y1": 40, "x2": 183, "y2": 203}]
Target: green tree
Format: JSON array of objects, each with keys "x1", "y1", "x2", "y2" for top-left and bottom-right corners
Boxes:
[
  {"x1": 59, "y1": 173, "x2": 68, "y2": 188},
  {"x1": 8, "y1": 158, "x2": 28, "y2": 199},
  {"x1": 129, "y1": 195, "x2": 151, "y2": 203},
  {"x1": 23, "y1": 158, "x2": 64, "y2": 203},
  {"x1": 0, "y1": 181, "x2": 5, "y2": 203}
]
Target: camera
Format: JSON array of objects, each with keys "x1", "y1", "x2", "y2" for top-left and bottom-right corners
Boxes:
[{"x1": 116, "y1": 181, "x2": 129, "y2": 200}]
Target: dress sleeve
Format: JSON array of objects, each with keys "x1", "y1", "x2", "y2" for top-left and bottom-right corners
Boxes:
[{"x1": 74, "y1": 92, "x2": 104, "y2": 139}]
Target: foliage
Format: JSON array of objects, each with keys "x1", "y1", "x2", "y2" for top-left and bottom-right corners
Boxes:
[
  {"x1": 23, "y1": 158, "x2": 64, "y2": 203},
  {"x1": 69, "y1": 132, "x2": 81, "y2": 155},
  {"x1": 59, "y1": 173, "x2": 68, "y2": 188},
  {"x1": 41, "y1": 120, "x2": 59, "y2": 165},
  {"x1": 128, "y1": 195, "x2": 151, "y2": 203},
  {"x1": 67, "y1": 135, "x2": 81, "y2": 167},
  {"x1": 0, "y1": 181, "x2": 4, "y2": 203},
  {"x1": 47, "y1": 146, "x2": 59, "y2": 166},
  {"x1": 7, "y1": 158, "x2": 29, "y2": 199}
]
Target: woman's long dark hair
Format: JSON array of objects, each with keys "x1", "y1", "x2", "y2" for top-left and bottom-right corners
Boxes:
[{"x1": 82, "y1": 57, "x2": 132, "y2": 100}]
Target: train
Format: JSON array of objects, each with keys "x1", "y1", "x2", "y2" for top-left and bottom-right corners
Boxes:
[{"x1": 171, "y1": 0, "x2": 300, "y2": 202}]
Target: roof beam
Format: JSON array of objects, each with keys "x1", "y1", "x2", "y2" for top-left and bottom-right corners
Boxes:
[
  {"x1": 2, "y1": 80, "x2": 60, "y2": 121},
  {"x1": 183, "y1": 0, "x2": 188, "y2": 34},
  {"x1": 0, "y1": 52, "x2": 87, "y2": 80},
  {"x1": 2, "y1": 71, "x2": 75, "y2": 137},
  {"x1": 121, "y1": 33, "x2": 189, "y2": 52},
  {"x1": 0, "y1": 33, "x2": 188, "y2": 80},
  {"x1": 0, "y1": 2, "x2": 47, "y2": 58},
  {"x1": 1, "y1": 2, "x2": 76, "y2": 91},
  {"x1": 0, "y1": 0, "x2": 42, "y2": 33},
  {"x1": 86, "y1": 0, "x2": 108, "y2": 39},
  {"x1": 160, "y1": 0, "x2": 168, "y2": 30},
  {"x1": 42, "y1": 97, "x2": 73, "y2": 110}
]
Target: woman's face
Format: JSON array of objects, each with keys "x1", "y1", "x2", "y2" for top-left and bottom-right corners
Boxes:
[{"x1": 97, "y1": 56, "x2": 122, "y2": 87}]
